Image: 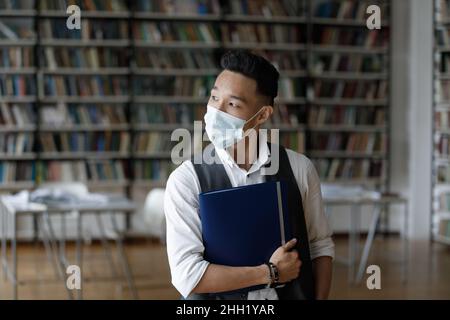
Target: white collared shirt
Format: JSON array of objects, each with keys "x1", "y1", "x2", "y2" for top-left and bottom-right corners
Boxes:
[{"x1": 164, "y1": 137, "x2": 335, "y2": 299}]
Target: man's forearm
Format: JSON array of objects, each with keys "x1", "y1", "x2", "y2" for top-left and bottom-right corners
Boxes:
[
  {"x1": 312, "y1": 256, "x2": 333, "y2": 299},
  {"x1": 192, "y1": 264, "x2": 269, "y2": 294}
]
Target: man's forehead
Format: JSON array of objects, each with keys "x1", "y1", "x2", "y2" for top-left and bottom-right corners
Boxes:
[{"x1": 213, "y1": 70, "x2": 258, "y2": 96}]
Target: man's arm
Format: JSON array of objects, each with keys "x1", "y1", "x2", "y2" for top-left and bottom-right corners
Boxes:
[
  {"x1": 193, "y1": 238, "x2": 301, "y2": 294},
  {"x1": 312, "y1": 256, "x2": 332, "y2": 299}
]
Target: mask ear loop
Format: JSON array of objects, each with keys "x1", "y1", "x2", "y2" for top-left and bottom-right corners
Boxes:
[{"x1": 242, "y1": 106, "x2": 266, "y2": 138}]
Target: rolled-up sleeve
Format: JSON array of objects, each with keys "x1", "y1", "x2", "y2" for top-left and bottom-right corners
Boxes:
[
  {"x1": 287, "y1": 150, "x2": 335, "y2": 261},
  {"x1": 164, "y1": 161, "x2": 210, "y2": 298}
]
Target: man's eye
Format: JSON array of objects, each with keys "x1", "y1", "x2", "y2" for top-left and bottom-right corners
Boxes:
[
  {"x1": 229, "y1": 102, "x2": 239, "y2": 108},
  {"x1": 210, "y1": 95, "x2": 218, "y2": 101}
]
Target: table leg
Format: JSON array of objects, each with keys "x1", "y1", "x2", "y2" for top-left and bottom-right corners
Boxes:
[
  {"x1": 349, "y1": 204, "x2": 358, "y2": 284},
  {"x1": 12, "y1": 212, "x2": 17, "y2": 300},
  {"x1": 1, "y1": 204, "x2": 6, "y2": 281},
  {"x1": 110, "y1": 212, "x2": 138, "y2": 300},
  {"x1": 95, "y1": 214, "x2": 118, "y2": 277},
  {"x1": 356, "y1": 204, "x2": 382, "y2": 283},
  {"x1": 76, "y1": 211, "x2": 83, "y2": 300},
  {"x1": 402, "y1": 203, "x2": 409, "y2": 284}
]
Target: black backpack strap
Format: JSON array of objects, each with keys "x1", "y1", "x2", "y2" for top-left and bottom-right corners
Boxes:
[{"x1": 265, "y1": 143, "x2": 316, "y2": 300}]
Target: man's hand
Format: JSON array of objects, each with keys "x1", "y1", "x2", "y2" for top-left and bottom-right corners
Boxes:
[{"x1": 269, "y1": 238, "x2": 301, "y2": 283}]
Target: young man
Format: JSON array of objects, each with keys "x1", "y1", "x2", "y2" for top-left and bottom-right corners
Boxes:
[{"x1": 164, "y1": 50, "x2": 334, "y2": 300}]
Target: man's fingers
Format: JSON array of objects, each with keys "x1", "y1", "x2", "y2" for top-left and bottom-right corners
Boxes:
[{"x1": 283, "y1": 238, "x2": 297, "y2": 250}]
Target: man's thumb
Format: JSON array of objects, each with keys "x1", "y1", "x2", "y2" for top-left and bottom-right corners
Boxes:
[{"x1": 283, "y1": 238, "x2": 297, "y2": 250}]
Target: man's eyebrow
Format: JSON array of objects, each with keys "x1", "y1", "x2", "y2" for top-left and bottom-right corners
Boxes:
[{"x1": 229, "y1": 95, "x2": 247, "y2": 103}]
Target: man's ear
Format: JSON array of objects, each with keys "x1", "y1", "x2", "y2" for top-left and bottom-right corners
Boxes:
[{"x1": 258, "y1": 105, "x2": 273, "y2": 123}]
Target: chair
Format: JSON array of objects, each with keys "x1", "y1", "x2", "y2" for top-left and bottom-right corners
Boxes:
[{"x1": 142, "y1": 188, "x2": 166, "y2": 244}]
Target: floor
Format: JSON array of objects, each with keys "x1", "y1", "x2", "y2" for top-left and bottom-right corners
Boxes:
[{"x1": 1, "y1": 236, "x2": 449, "y2": 300}]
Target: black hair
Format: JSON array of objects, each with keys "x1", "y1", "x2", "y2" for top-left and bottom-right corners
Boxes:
[{"x1": 220, "y1": 50, "x2": 279, "y2": 105}]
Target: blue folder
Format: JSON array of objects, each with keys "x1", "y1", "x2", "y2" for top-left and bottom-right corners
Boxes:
[{"x1": 199, "y1": 181, "x2": 292, "y2": 292}]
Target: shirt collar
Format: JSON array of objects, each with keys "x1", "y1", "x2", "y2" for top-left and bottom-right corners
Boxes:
[{"x1": 215, "y1": 135, "x2": 271, "y2": 174}]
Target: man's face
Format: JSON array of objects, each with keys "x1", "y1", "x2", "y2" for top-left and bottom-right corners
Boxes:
[{"x1": 208, "y1": 70, "x2": 272, "y2": 129}]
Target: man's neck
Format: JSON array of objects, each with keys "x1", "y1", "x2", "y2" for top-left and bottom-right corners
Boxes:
[{"x1": 229, "y1": 133, "x2": 259, "y2": 171}]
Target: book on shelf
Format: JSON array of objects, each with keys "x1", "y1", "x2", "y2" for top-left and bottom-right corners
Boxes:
[
  {"x1": 436, "y1": 110, "x2": 450, "y2": 130},
  {"x1": 133, "y1": 132, "x2": 175, "y2": 153},
  {"x1": 135, "y1": 0, "x2": 220, "y2": 15},
  {"x1": 307, "y1": 106, "x2": 385, "y2": 126},
  {"x1": 266, "y1": 103, "x2": 303, "y2": 127},
  {"x1": 0, "y1": 161, "x2": 35, "y2": 183},
  {"x1": 436, "y1": 133, "x2": 450, "y2": 157},
  {"x1": 0, "y1": 132, "x2": 34, "y2": 155},
  {"x1": 312, "y1": 26, "x2": 389, "y2": 48},
  {"x1": 38, "y1": 132, "x2": 129, "y2": 153},
  {"x1": 135, "y1": 49, "x2": 218, "y2": 70},
  {"x1": 312, "y1": 53, "x2": 385, "y2": 74},
  {"x1": 37, "y1": 160, "x2": 127, "y2": 183},
  {"x1": 133, "y1": 22, "x2": 219, "y2": 43},
  {"x1": 312, "y1": 158, "x2": 383, "y2": 181},
  {"x1": 224, "y1": 0, "x2": 305, "y2": 17},
  {"x1": 438, "y1": 192, "x2": 450, "y2": 211},
  {"x1": 437, "y1": 218, "x2": 450, "y2": 238},
  {"x1": 41, "y1": 47, "x2": 128, "y2": 69},
  {"x1": 40, "y1": 103, "x2": 126, "y2": 126},
  {"x1": 1, "y1": 0, "x2": 34, "y2": 10},
  {"x1": 312, "y1": 79, "x2": 387, "y2": 100},
  {"x1": 43, "y1": 75, "x2": 128, "y2": 97},
  {"x1": 0, "y1": 102, "x2": 35, "y2": 126},
  {"x1": 133, "y1": 76, "x2": 214, "y2": 97},
  {"x1": 1, "y1": 47, "x2": 34, "y2": 68},
  {"x1": 134, "y1": 160, "x2": 176, "y2": 182},
  {"x1": 437, "y1": 163, "x2": 450, "y2": 184},
  {"x1": 0, "y1": 19, "x2": 35, "y2": 40},
  {"x1": 221, "y1": 23, "x2": 304, "y2": 44},
  {"x1": 309, "y1": 132, "x2": 385, "y2": 153},
  {"x1": 40, "y1": 19, "x2": 128, "y2": 41},
  {"x1": 39, "y1": 0, "x2": 127, "y2": 11},
  {"x1": 277, "y1": 131, "x2": 305, "y2": 153},
  {"x1": 0, "y1": 75, "x2": 36, "y2": 96},
  {"x1": 278, "y1": 78, "x2": 306, "y2": 100},
  {"x1": 133, "y1": 104, "x2": 205, "y2": 125},
  {"x1": 313, "y1": 0, "x2": 389, "y2": 20}
]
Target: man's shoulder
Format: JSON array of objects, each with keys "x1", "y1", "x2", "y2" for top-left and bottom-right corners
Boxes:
[
  {"x1": 166, "y1": 159, "x2": 197, "y2": 187},
  {"x1": 281, "y1": 146, "x2": 314, "y2": 170}
]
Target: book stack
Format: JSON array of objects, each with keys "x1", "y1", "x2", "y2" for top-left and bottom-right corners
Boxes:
[{"x1": 434, "y1": 0, "x2": 450, "y2": 245}]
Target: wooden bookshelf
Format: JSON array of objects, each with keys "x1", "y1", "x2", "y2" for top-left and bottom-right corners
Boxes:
[
  {"x1": 0, "y1": 0, "x2": 391, "y2": 199},
  {"x1": 433, "y1": 0, "x2": 450, "y2": 245}
]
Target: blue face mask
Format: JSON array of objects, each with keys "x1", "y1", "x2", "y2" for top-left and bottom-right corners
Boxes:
[{"x1": 204, "y1": 105, "x2": 265, "y2": 150}]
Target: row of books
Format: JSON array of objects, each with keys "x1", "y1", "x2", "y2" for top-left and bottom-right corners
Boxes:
[
  {"x1": 134, "y1": 160, "x2": 177, "y2": 181},
  {"x1": 225, "y1": 0, "x2": 303, "y2": 16},
  {"x1": 437, "y1": 81, "x2": 450, "y2": 101},
  {"x1": 39, "y1": 19, "x2": 129, "y2": 40},
  {"x1": 437, "y1": 219, "x2": 450, "y2": 238},
  {"x1": 40, "y1": 103, "x2": 126, "y2": 126},
  {"x1": 38, "y1": 160, "x2": 127, "y2": 182},
  {"x1": 313, "y1": 80, "x2": 387, "y2": 100},
  {"x1": 1, "y1": 0, "x2": 34, "y2": 10},
  {"x1": 312, "y1": 158, "x2": 384, "y2": 180},
  {"x1": 437, "y1": 192, "x2": 450, "y2": 211},
  {"x1": 435, "y1": 134, "x2": 450, "y2": 157},
  {"x1": 39, "y1": 0, "x2": 127, "y2": 11},
  {"x1": 1, "y1": 47, "x2": 34, "y2": 68},
  {"x1": 0, "y1": 19, "x2": 34, "y2": 40},
  {"x1": 133, "y1": 22, "x2": 218, "y2": 43},
  {"x1": 0, "y1": 103, "x2": 35, "y2": 126},
  {"x1": 278, "y1": 132, "x2": 305, "y2": 153},
  {"x1": 135, "y1": 50, "x2": 217, "y2": 70},
  {"x1": 435, "y1": 110, "x2": 450, "y2": 130},
  {"x1": 314, "y1": 0, "x2": 388, "y2": 20},
  {"x1": 312, "y1": 53, "x2": 385, "y2": 73},
  {"x1": 312, "y1": 27, "x2": 388, "y2": 48},
  {"x1": 133, "y1": 132, "x2": 174, "y2": 153},
  {"x1": 133, "y1": 104, "x2": 204, "y2": 125},
  {"x1": 0, "y1": 75, "x2": 36, "y2": 96},
  {"x1": 0, "y1": 161, "x2": 35, "y2": 182},
  {"x1": 439, "y1": 52, "x2": 450, "y2": 73},
  {"x1": 309, "y1": 132, "x2": 386, "y2": 153},
  {"x1": 307, "y1": 106, "x2": 385, "y2": 126},
  {"x1": 135, "y1": 0, "x2": 219, "y2": 14},
  {"x1": 44, "y1": 75, "x2": 128, "y2": 96},
  {"x1": 42, "y1": 47, "x2": 128, "y2": 69},
  {"x1": 38, "y1": 132, "x2": 130, "y2": 153},
  {"x1": 221, "y1": 23, "x2": 304, "y2": 44},
  {"x1": 133, "y1": 76, "x2": 214, "y2": 97},
  {"x1": 0, "y1": 133, "x2": 34, "y2": 154},
  {"x1": 438, "y1": 0, "x2": 450, "y2": 22},
  {"x1": 437, "y1": 163, "x2": 450, "y2": 184},
  {"x1": 435, "y1": 27, "x2": 450, "y2": 47}
]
